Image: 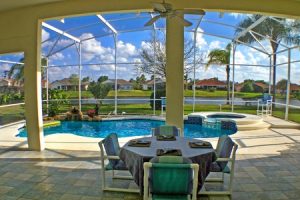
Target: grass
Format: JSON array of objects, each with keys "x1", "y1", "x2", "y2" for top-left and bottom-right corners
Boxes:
[
  {"x1": 0, "y1": 104, "x2": 25, "y2": 125},
  {"x1": 61, "y1": 90, "x2": 264, "y2": 99},
  {"x1": 1, "y1": 102, "x2": 299, "y2": 126}
]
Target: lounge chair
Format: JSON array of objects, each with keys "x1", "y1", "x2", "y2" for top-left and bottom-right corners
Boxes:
[{"x1": 143, "y1": 156, "x2": 199, "y2": 200}]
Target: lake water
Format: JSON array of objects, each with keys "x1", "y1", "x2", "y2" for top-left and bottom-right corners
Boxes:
[{"x1": 76, "y1": 97, "x2": 300, "y2": 107}]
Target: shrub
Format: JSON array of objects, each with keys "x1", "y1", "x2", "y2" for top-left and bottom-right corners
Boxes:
[
  {"x1": 208, "y1": 87, "x2": 216, "y2": 92},
  {"x1": 150, "y1": 89, "x2": 166, "y2": 110}
]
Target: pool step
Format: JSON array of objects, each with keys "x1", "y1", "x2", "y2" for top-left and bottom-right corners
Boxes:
[
  {"x1": 235, "y1": 118, "x2": 264, "y2": 125},
  {"x1": 237, "y1": 121, "x2": 271, "y2": 131}
]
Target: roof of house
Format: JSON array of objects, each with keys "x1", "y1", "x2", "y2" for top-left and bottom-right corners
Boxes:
[
  {"x1": 51, "y1": 78, "x2": 89, "y2": 86},
  {"x1": 290, "y1": 84, "x2": 300, "y2": 91},
  {"x1": 254, "y1": 82, "x2": 268, "y2": 89},
  {"x1": 195, "y1": 78, "x2": 226, "y2": 86},
  {"x1": 103, "y1": 79, "x2": 132, "y2": 85},
  {"x1": 144, "y1": 79, "x2": 166, "y2": 85}
]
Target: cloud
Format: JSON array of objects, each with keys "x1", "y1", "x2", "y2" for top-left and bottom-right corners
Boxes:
[
  {"x1": 42, "y1": 29, "x2": 50, "y2": 42},
  {"x1": 229, "y1": 13, "x2": 252, "y2": 19},
  {"x1": 208, "y1": 41, "x2": 222, "y2": 50}
]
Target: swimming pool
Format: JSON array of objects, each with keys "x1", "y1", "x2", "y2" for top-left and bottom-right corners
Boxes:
[{"x1": 17, "y1": 119, "x2": 236, "y2": 138}]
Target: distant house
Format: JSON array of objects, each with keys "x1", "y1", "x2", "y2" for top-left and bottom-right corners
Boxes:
[
  {"x1": 0, "y1": 78, "x2": 23, "y2": 93},
  {"x1": 50, "y1": 78, "x2": 89, "y2": 91},
  {"x1": 290, "y1": 84, "x2": 300, "y2": 93},
  {"x1": 142, "y1": 79, "x2": 166, "y2": 90},
  {"x1": 102, "y1": 79, "x2": 133, "y2": 90},
  {"x1": 253, "y1": 82, "x2": 269, "y2": 93},
  {"x1": 0, "y1": 78, "x2": 14, "y2": 87},
  {"x1": 235, "y1": 81, "x2": 269, "y2": 93},
  {"x1": 0, "y1": 78, "x2": 22, "y2": 87},
  {"x1": 41, "y1": 80, "x2": 48, "y2": 89},
  {"x1": 195, "y1": 78, "x2": 227, "y2": 90}
]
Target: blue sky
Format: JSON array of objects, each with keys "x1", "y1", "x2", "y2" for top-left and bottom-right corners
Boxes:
[{"x1": 0, "y1": 11, "x2": 299, "y2": 85}]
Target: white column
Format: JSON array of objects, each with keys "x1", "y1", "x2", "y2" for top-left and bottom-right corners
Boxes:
[
  {"x1": 153, "y1": 29, "x2": 156, "y2": 115},
  {"x1": 192, "y1": 31, "x2": 197, "y2": 112},
  {"x1": 78, "y1": 42, "x2": 82, "y2": 111},
  {"x1": 114, "y1": 34, "x2": 118, "y2": 115},
  {"x1": 166, "y1": 13, "x2": 184, "y2": 134},
  {"x1": 285, "y1": 49, "x2": 291, "y2": 120},
  {"x1": 269, "y1": 55, "x2": 272, "y2": 94},
  {"x1": 231, "y1": 44, "x2": 236, "y2": 112},
  {"x1": 46, "y1": 57, "x2": 49, "y2": 115}
]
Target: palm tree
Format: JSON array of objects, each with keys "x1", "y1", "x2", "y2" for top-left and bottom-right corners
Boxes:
[
  {"x1": 206, "y1": 43, "x2": 232, "y2": 104},
  {"x1": 235, "y1": 15, "x2": 300, "y2": 103},
  {"x1": 8, "y1": 57, "x2": 47, "y2": 83}
]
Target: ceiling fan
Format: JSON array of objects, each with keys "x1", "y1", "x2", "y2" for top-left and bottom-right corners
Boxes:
[{"x1": 145, "y1": 0, "x2": 206, "y2": 27}]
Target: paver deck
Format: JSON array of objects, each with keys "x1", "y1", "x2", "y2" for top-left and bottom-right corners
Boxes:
[{"x1": 0, "y1": 117, "x2": 300, "y2": 200}]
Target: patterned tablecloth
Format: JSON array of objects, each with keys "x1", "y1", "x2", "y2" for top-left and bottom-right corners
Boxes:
[{"x1": 119, "y1": 136, "x2": 216, "y2": 194}]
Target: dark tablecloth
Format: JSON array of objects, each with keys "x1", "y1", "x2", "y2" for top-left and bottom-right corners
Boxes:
[{"x1": 119, "y1": 136, "x2": 216, "y2": 194}]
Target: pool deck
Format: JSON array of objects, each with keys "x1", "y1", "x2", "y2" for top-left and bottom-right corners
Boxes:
[{"x1": 0, "y1": 116, "x2": 300, "y2": 199}]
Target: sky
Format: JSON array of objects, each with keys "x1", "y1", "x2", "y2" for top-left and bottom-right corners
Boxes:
[{"x1": 0, "y1": 11, "x2": 299, "y2": 85}]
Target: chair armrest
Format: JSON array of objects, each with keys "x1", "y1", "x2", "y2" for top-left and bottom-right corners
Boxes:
[
  {"x1": 106, "y1": 155, "x2": 121, "y2": 160},
  {"x1": 216, "y1": 158, "x2": 232, "y2": 162}
]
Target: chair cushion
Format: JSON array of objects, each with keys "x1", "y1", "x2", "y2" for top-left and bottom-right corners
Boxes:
[
  {"x1": 154, "y1": 125, "x2": 179, "y2": 136},
  {"x1": 216, "y1": 136, "x2": 234, "y2": 170},
  {"x1": 152, "y1": 194, "x2": 188, "y2": 200},
  {"x1": 210, "y1": 162, "x2": 231, "y2": 174},
  {"x1": 105, "y1": 159, "x2": 128, "y2": 171},
  {"x1": 149, "y1": 156, "x2": 193, "y2": 195},
  {"x1": 103, "y1": 133, "x2": 120, "y2": 168}
]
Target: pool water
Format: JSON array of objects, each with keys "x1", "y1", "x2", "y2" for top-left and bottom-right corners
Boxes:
[{"x1": 17, "y1": 119, "x2": 236, "y2": 138}]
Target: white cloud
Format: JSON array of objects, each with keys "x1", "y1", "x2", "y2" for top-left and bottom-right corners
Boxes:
[
  {"x1": 208, "y1": 41, "x2": 222, "y2": 50},
  {"x1": 195, "y1": 28, "x2": 207, "y2": 49},
  {"x1": 42, "y1": 29, "x2": 50, "y2": 42},
  {"x1": 229, "y1": 13, "x2": 252, "y2": 19}
]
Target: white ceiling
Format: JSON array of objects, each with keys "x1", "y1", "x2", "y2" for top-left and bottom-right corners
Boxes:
[{"x1": 0, "y1": 0, "x2": 64, "y2": 13}]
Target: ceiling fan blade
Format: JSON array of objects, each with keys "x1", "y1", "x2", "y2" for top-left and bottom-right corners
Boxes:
[
  {"x1": 181, "y1": 9, "x2": 206, "y2": 15},
  {"x1": 173, "y1": 15, "x2": 193, "y2": 27},
  {"x1": 182, "y1": 18, "x2": 193, "y2": 27},
  {"x1": 152, "y1": 2, "x2": 167, "y2": 12},
  {"x1": 145, "y1": 15, "x2": 161, "y2": 26}
]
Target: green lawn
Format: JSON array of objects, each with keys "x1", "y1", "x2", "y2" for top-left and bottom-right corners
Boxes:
[
  {"x1": 0, "y1": 104, "x2": 25, "y2": 125},
  {"x1": 61, "y1": 89, "x2": 264, "y2": 99}
]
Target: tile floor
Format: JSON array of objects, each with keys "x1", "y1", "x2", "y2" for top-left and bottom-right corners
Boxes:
[{"x1": 0, "y1": 121, "x2": 300, "y2": 199}]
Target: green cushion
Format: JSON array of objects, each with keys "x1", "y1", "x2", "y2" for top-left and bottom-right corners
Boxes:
[
  {"x1": 158, "y1": 156, "x2": 183, "y2": 164},
  {"x1": 223, "y1": 165, "x2": 231, "y2": 174},
  {"x1": 151, "y1": 163, "x2": 191, "y2": 194},
  {"x1": 158, "y1": 125, "x2": 177, "y2": 136},
  {"x1": 153, "y1": 194, "x2": 188, "y2": 200}
]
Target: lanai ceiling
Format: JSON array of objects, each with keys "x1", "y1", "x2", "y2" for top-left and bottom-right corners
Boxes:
[{"x1": 0, "y1": 0, "x2": 64, "y2": 13}]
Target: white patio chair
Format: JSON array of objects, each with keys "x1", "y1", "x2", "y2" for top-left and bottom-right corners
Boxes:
[
  {"x1": 199, "y1": 135, "x2": 238, "y2": 199},
  {"x1": 98, "y1": 133, "x2": 138, "y2": 193}
]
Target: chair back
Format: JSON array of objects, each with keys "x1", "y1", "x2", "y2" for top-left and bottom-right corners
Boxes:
[
  {"x1": 152, "y1": 125, "x2": 180, "y2": 136},
  {"x1": 215, "y1": 135, "x2": 235, "y2": 170},
  {"x1": 149, "y1": 156, "x2": 193, "y2": 195},
  {"x1": 99, "y1": 133, "x2": 120, "y2": 168},
  {"x1": 262, "y1": 93, "x2": 272, "y2": 104}
]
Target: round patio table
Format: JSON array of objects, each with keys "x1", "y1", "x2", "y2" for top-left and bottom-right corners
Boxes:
[{"x1": 119, "y1": 136, "x2": 216, "y2": 194}]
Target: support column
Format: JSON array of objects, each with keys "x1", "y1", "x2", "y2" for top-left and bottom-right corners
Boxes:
[
  {"x1": 78, "y1": 42, "x2": 82, "y2": 111},
  {"x1": 166, "y1": 15, "x2": 184, "y2": 133},
  {"x1": 113, "y1": 34, "x2": 118, "y2": 115},
  {"x1": 231, "y1": 44, "x2": 236, "y2": 112},
  {"x1": 285, "y1": 49, "x2": 291, "y2": 120},
  {"x1": 192, "y1": 31, "x2": 197, "y2": 112},
  {"x1": 24, "y1": 23, "x2": 44, "y2": 151},
  {"x1": 268, "y1": 56, "x2": 272, "y2": 94}
]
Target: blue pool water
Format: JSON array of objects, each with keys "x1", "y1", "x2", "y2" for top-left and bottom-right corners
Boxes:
[{"x1": 17, "y1": 119, "x2": 236, "y2": 138}]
